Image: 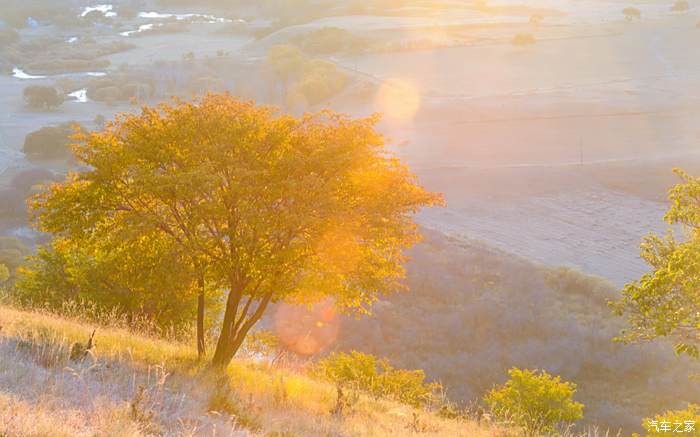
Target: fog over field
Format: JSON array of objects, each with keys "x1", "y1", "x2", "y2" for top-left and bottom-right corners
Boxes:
[{"x1": 1, "y1": 0, "x2": 700, "y2": 435}]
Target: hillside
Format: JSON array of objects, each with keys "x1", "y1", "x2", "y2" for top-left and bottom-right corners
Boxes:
[
  {"x1": 0, "y1": 304, "x2": 501, "y2": 437},
  {"x1": 334, "y1": 230, "x2": 700, "y2": 433}
]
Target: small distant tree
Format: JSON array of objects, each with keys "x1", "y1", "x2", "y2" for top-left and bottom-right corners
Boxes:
[
  {"x1": 485, "y1": 368, "x2": 584, "y2": 436},
  {"x1": 511, "y1": 33, "x2": 536, "y2": 46},
  {"x1": 294, "y1": 59, "x2": 349, "y2": 105},
  {"x1": 612, "y1": 169, "x2": 700, "y2": 358},
  {"x1": 671, "y1": 0, "x2": 690, "y2": 11},
  {"x1": 623, "y1": 7, "x2": 642, "y2": 20},
  {"x1": 23, "y1": 123, "x2": 76, "y2": 160},
  {"x1": 23, "y1": 85, "x2": 63, "y2": 110}
]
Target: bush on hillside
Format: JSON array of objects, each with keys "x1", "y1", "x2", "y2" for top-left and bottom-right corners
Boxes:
[
  {"x1": 623, "y1": 7, "x2": 642, "y2": 19},
  {"x1": 671, "y1": 0, "x2": 689, "y2": 11},
  {"x1": 0, "y1": 237, "x2": 30, "y2": 279},
  {"x1": 23, "y1": 86, "x2": 63, "y2": 110},
  {"x1": 316, "y1": 351, "x2": 440, "y2": 407},
  {"x1": 0, "y1": 264, "x2": 9, "y2": 284},
  {"x1": 23, "y1": 123, "x2": 77, "y2": 160},
  {"x1": 485, "y1": 368, "x2": 584, "y2": 436},
  {"x1": 294, "y1": 59, "x2": 348, "y2": 105},
  {"x1": 643, "y1": 404, "x2": 700, "y2": 436},
  {"x1": 266, "y1": 44, "x2": 305, "y2": 82},
  {"x1": 511, "y1": 33, "x2": 536, "y2": 46}
]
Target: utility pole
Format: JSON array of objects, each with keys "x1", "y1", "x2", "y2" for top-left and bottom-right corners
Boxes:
[{"x1": 579, "y1": 137, "x2": 583, "y2": 166}]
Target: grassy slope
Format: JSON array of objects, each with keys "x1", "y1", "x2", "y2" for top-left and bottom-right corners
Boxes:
[{"x1": 0, "y1": 305, "x2": 504, "y2": 437}]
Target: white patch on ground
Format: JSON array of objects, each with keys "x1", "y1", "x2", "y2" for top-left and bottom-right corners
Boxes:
[
  {"x1": 67, "y1": 36, "x2": 78, "y2": 43},
  {"x1": 12, "y1": 68, "x2": 46, "y2": 80},
  {"x1": 137, "y1": 11, "x2": 234, "y2": 23},
  {"x1": 120, "y1": 23, "x2": 156, "y2": 37},
  {"x1": 68, "y1": 89, "x2": 88, "y2": 103},
  {"x1": 80, "y1": 4, "x2": 116, "y2": 18}
]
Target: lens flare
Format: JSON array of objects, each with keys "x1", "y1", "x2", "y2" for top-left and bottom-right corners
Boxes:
[{"x1": 274, "y1": 300, "x2": 340, "y2": 356}]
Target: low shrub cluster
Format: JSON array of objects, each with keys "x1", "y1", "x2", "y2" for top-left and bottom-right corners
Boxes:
[
  {"x1": 266, "y1": 45, "x2": 349, "y2": 108},
  {"x1": 512, "y1": 33, "x2": 536, "y2": 46},
  {"x1": 485, "y1": 367, "x2": 584, "y2": 436},
  {"x1": 87, "y1": 74, "x2": 155, "y2": 104},
  {"x1": 23, "y1": 123, "x2": 77, "y2": 160},
  {"x1": 23, "y1": 85, "x2": 63, "y2": 110},
  {"x1": 316, "y1": 351, "x2": 440, "y2": 408}
]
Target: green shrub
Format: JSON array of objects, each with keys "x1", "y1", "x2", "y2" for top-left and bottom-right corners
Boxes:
[
  {"x1": 0, "y1": 264, "x2": 9, "y2": 284},
  {"x1": 643, "y1": 404, "x2": 700, "y2": 436},
  {"x1": 316, "y1": 351, "x2": 439, "y2": 407},
  {"x1": 0, "y1": 237, "x2": 30, "y2": 279},
  {"x1": 485, "y1": 368, "x2": 584, "y2": 436}
]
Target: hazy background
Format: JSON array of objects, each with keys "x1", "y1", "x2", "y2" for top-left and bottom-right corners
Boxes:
[{"x1": 2, "y1": 0, "x2": 700, "y2": 432}]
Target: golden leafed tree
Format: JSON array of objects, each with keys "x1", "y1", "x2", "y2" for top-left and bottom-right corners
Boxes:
[{"x1": 31, "y1": 94, "x2": 443, "y2": 367}]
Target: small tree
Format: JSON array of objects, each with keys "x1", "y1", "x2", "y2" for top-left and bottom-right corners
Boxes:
[
  {"x1": 612, "y1": 169, "x2": 700, "y2": 357},
  {"x1": 511, "y1": 33, "x2": 536, "y2": 46},
  {"x1": 23, "y1": 85, "x2": 63, "y2": 110},
  {"x1": 485, "y1": 368, "x2": 584, "y2": 436},
  {"x1": 623, "y1": 7, "x2": 642, "y2": 20}
]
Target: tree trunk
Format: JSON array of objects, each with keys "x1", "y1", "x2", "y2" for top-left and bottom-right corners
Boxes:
[
  {"x1": 211, "y1": 289, "x2": 240, "y2": 367},
  {"x1": 196, "y1": 282, "x2": 206, "y2": 359},
  {"x1": 211, "y1": 289, "x2": 273, "y2": 369}
]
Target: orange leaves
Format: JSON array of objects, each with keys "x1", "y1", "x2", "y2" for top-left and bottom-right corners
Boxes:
[{"x1": 31, "y1": 93, "x2": 443, "y2": 321}]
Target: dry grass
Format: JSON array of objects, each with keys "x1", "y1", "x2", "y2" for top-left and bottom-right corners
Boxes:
[{"x1": 0, "y1": 305, "x2": 508, "y2": 436}]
